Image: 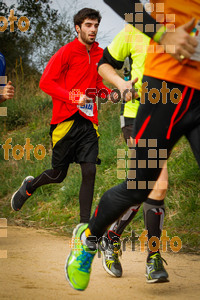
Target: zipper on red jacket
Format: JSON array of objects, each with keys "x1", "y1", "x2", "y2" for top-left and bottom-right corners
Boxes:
[{"x1": 87, "y1": 49, "x2": 91, "y2": 64}]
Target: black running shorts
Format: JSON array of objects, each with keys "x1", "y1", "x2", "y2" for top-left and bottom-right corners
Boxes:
[{"x1": 50, "y1": 114, "x2": 100, "y2": 170}]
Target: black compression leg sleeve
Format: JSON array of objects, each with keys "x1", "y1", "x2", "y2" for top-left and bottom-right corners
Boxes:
[
  {"x1": 79, "y1": 162, "x2": 96, "y2": 223},
  {"x1": 89, "y1": 181, "x2": 150, "y2": 238},
  {"x1": 26, "y1": 168, "x2": 69, "y2": 194},
  {"x1": 108, "y1": 205, "x2": 141, "y2": 236},
  {"x1": 143, "y1": 198, "x2": 165, "y2": 260}
]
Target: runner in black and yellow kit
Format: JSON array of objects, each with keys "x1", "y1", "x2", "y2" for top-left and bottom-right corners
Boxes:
[
  {"x1": 98, "y1": 24, "x2": 168, "y2": 280},
  {"x1": 65, "y1": 0, "x2": 200, "y2": 291}
]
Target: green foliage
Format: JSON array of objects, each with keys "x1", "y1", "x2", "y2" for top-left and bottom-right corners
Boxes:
[
  {"x1": 0, "y1": 0, "x2": 75, "y2": 73},
  {"x1": 0, "y1": 63, "x2": 51, "y2": 133}
]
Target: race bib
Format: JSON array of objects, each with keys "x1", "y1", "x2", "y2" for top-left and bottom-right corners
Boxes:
[
  {"x1": 190, "y1": 20, "x2": 200, "y2": 62},
  {"x1": 77, "y1": 103, "x2": 94, "y2": 117}
]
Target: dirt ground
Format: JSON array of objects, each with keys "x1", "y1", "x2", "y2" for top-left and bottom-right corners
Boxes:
[{"x1": 0, "y1": 226, "x2": 199, "y2": 300}]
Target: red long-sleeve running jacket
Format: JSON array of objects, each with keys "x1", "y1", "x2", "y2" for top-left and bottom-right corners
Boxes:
[{"x1": 40, "y1": 38, "x2": 111, "y2": 125}]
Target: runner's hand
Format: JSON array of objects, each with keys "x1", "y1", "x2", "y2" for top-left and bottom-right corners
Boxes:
[
  {"x1": 160, "y1": 18, "x2": 198, "y2": 62},
  {"x1": 78, "y1": 94, "x2": 92, "y2": 106},
  {"x1": 1, "y1": 81, "x2": 15, "y2": 101},
  {"x1": 117, "y1": 78, "x2": 138, "y2": 102}
]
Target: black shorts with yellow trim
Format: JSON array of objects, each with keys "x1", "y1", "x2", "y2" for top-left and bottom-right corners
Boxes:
[{"x1": 50, "y1": 115, "x2": 100, "y2": 170}]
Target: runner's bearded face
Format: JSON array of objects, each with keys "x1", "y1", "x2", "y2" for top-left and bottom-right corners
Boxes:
[{"x1": 78, "y1": 18, "x2": 99, "y2": 45}]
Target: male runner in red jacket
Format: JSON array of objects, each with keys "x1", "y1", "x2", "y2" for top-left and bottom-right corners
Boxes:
[{"x1": 11, "y1": 8, "x2": 110, "y2": 224}]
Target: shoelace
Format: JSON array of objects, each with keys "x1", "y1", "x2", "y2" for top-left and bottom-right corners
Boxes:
[
  {"x1": 150, "y1": 253, "x2": 167, "y2": 271},
  {"x1": 105, "y1": 248, "x2": 115, "y2": 260},
  {"x1": 113, "y1": 242, "x2": 122, "y2": 257},
  {"x1": 77, "y1": 251, "x2": 94, "y2": 273},
  {"x1": 105, "y1": 244, "x2": 121, "y2": 262},
  {"x1": 112, "y1": 252, "x2": 120, "y2": 263}
]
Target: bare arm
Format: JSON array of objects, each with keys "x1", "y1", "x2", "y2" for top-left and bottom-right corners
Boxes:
[
  {"x1": 98, "y1": 63, "x2": 138, "y2": 101},
  {"x1": 98, "y1": 63, "x2": 124, "y2": 89}
]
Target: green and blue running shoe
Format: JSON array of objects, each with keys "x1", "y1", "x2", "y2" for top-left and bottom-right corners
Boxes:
[
  {"x1": 146, "y1": 252, "x2": 169, "y2": 283},
  {"x1": 65, "y1": 223, "x2": 97, "y2": 291}
]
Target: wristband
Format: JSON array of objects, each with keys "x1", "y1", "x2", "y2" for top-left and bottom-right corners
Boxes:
[{"x1": 153, "y1": 25, "x2": 167, "y2": 43}]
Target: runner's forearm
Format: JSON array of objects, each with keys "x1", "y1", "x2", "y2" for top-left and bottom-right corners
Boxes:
[{"x1": 98, "y1": 63, "x2": 124, "y2": 90}]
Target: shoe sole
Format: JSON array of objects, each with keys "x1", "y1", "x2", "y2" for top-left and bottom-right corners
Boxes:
[
  {"x1": 65, "y1": 223, "x2": 86, "y2": 291},
  {"x1": 102, "y1": 251, "x2": 122, "y2": 278},
  {"x1": 65, "y1": 253, "x2": 84, "y2": 291},
  {"x1": 145, "y1": 274, "x2": 169, "y2": 283},
  {"x1": 11, "y1": 176, "x2": 34, "y2": 211}
]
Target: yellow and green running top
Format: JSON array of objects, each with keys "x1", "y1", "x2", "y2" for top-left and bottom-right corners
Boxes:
[{"x1": 107, "y1": 24, "x2": 150, "y2": 119}]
